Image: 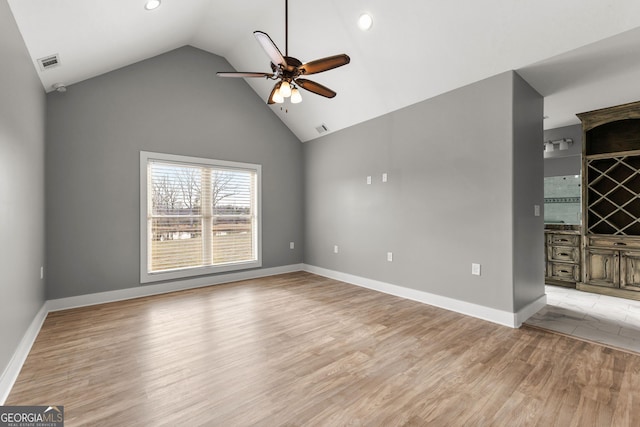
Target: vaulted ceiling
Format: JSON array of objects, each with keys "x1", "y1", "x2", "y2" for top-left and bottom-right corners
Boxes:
[{"x1": 8, "y1": 0, "x2": 640, "y2": 141}]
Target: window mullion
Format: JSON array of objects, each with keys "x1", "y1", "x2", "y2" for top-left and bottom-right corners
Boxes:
[
  {"x1": 146, "y1": 165, "x2": 154, "y2": 274},
  {"x1": 251, "y1": 171, "x2": 257, "y2": 258},
  {"x1": 201, "y1": 168, "x2": 213, "y2": 264}
]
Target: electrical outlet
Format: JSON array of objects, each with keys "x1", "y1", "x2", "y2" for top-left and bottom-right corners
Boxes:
[
  {"x1": 334, "y1": 245, "x2": 339, "y2": 254},
  {"x1": 382, "y1": 173, "x2": 388, "y2": 183},
  {"x1": 290, "y1": 242, "x2": 294, "y2": 249},
  {"x1": 472, "y1": 263, "x2": 481, "y2": 276},
  {"x1": 366, "y1": 176, "x2": 372, "y2": 185},
  {"x1": 534, "y1": 205, "x2": 540, "y2": 217},
  {"x1": 387, "y1": 252, "x2": 393, "y2": 262},
  {"x1": 40, "y1": 266, "x2": 44, "y2": 280}
]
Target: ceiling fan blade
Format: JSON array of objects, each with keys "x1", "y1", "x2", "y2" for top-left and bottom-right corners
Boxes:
[
  {"x1": 254, "y1": 31, "x2": 288, "y2": 68},
  {"x1": 295, "y1": 78, "x2": 337, "y2": 98},
  {"x1": 217, "y1": 72, "x2": 273, "y2": 78},
  {"x1": 267, "y1": 81, "x2": 282, "y2": 105},
  {"x1": 299, "y1": 54, "x2": 350, "y2": 75}
]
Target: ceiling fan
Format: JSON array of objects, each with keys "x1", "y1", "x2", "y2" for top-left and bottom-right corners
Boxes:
[{"x1": 216, "y1": 0, "x2": 350, "y2": 105}]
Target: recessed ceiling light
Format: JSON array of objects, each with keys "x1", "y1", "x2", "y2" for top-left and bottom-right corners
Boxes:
[
  {"x1": 358, "y1": 13, "x2": 373, "y2": 31},
  {"x1": 145, "y1": 0, "x2": 161, "y2": 10}
]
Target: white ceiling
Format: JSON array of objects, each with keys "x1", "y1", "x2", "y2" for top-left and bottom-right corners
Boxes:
[{"x1": 8, "y1": 0, "x2": 640, "y2": 142}]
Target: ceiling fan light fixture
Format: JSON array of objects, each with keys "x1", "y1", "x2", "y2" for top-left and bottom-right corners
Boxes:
[
  {"x1": 144, "y1": 0, "x2": 161, "y2": 10},
  {"x1": 273, "y1": 89, "x2": 284, "y2": 104},
  {"x1": 280, "y1": 80, "x2": 292, "y2": 98},
  {"x1": 290, "y1": 87, "x2": 302, "y2": 104},
  {"x1": 358, "y1": 13, "x2": 373, "y2": 31}
]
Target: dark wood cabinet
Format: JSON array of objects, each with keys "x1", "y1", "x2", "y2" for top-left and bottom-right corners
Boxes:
[
  {"x1": 621, "y1": 250, "x2": 640, "y2": 291},
  {"x1": 584, "y1": 247, "x2": 618, "y2": 288},
  {"x1": 577, "y1": 100, "x2": 640, "y2": 300},
  {"x1": 545, "y1": 229, "x2": 580, "y2": 287}
]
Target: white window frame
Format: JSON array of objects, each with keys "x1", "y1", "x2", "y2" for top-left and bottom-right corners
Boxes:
[{"x1": 140, "y1": 151, "x2": 262, "y2": 283}]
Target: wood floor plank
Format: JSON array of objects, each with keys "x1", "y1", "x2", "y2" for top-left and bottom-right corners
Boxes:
[{"x1": 6, "y1": 272, "x2": 640, "y2": 426}]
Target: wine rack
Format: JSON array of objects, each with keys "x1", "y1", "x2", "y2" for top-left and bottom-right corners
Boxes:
[{"x1": 586, "y1": 154, "x2": 640, "y2": 235}]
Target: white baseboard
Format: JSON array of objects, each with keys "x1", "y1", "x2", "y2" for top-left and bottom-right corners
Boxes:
[
  {"x1": 1, "y1": 263, "x2": 546, "y2": 403},
  {"x1": 0, "y1": 303, "x2": 48, "y2": 405},
  {"x1": 514, "y1": 294, "x2": 548, "y2": 327},
  {"x1": 1, "y1": 264, "x2": 303, "y2": 403},
  {"x1": 303, "y1": 264, "x2": 546, "y2": 328},
  {"x1": 47, "y1": 264, "x2": 304, "y2": 312}
]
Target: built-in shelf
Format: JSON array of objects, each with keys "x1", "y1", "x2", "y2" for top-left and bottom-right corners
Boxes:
[{"x1": 577, "y1": 100, "x2": 640, "y2": 299}]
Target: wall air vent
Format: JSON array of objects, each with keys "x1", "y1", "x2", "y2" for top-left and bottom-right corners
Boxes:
[
  {"x1": 37, "y1": 54, "x2": 61, "y2": 71},
  {"x1": 315, "y1": 124, "x2": 329, "y2": 134}
]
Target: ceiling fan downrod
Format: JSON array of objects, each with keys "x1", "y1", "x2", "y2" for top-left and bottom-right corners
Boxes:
[{"x1": 285, "y1": 0, "x2": 288, "y2": 57}]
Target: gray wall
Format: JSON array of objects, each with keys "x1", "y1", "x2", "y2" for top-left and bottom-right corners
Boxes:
[
  {"x1": 544, "y1": 124, "x2": 582, "y2": 177},
  {"x1": 512, "y1": 73, "x2": 545, "y2": 311},
  {"x1": 0, "y1": 3, "x2": 46, "y2": 378},
  {"x1": 304, "y1": 71, "x2": 544, "y2": 313},
  {"x1": 45, "y1": 46, "x2": 304, "y2": 299}
]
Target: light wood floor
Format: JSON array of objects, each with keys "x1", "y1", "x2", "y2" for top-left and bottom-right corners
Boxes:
[{"x1": 7, "y1": 272, "x2": 640, "y2": 426}]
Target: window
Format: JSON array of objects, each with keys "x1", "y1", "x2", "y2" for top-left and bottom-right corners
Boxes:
[{"x1": 140, "y1": 151, "x2": 261, "y2": 283}]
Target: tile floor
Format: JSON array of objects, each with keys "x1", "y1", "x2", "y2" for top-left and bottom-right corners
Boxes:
[{"x1": 525, "y1": 285, "x2": 640, "y2": 354}]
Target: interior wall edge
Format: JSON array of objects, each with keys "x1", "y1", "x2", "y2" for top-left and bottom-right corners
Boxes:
[
  {"x1": 0, "y1": 0, "x2": 47, "y2": 403},
  {"x1": 0, "y1": 303, "x2": 48, "y2": 405},
  {"x1": 514, "y1": 294, "x2": 548, "y2": 327}
]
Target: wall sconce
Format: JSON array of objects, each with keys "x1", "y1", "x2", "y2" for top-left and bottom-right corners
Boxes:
[{"x1": 543, "y1": 138, "x2": 573, "y2": 152}]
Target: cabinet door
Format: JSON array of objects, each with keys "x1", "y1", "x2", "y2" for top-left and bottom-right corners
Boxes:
[
  {"x1": 585, "y1": 248, "x2": 619, "y2": 288},
  {"x1": 621, "y1": 251, "x2": 640, "y2": 291}
]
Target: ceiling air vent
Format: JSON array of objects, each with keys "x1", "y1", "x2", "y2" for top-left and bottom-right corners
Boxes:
[
  {"x1": 315, "y1": 124, "x2": 329, "y2": 135},
  {"x1": 37, "y1": 54, "x2": 61, "y2": 71}
]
